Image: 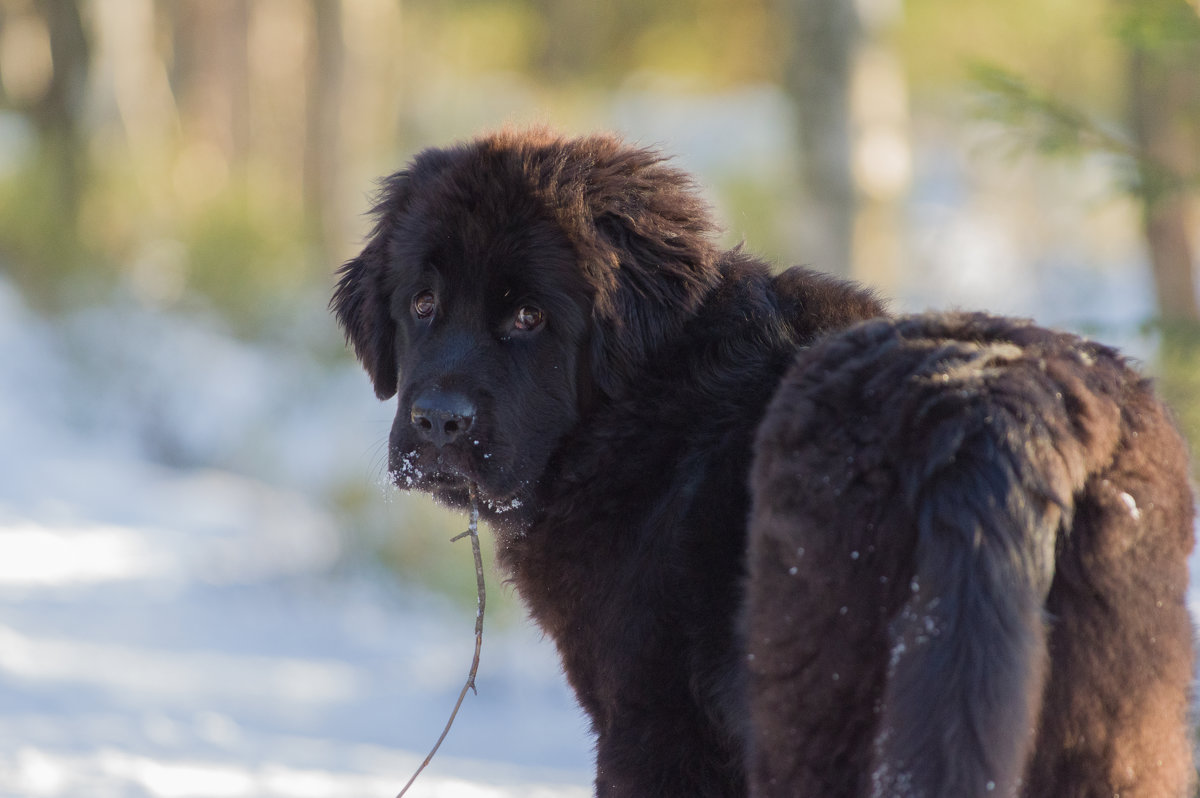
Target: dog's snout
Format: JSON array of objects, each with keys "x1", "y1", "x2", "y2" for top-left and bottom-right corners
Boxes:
[{"x1": 410, "y1": 390, "x2": 476, "y2": 448}]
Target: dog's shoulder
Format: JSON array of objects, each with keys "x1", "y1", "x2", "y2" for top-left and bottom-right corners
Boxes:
[
  {"x1": 682, "y1": 252, "x2": 885, "y2": 357},
  {"x1": 769, "y1": 264, "x2": 887, "y2": 344}
]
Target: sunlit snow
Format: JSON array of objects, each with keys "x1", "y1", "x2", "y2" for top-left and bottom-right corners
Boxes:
[{"x1": 0, "y1": 279, "x2": 591, "y2": 797}]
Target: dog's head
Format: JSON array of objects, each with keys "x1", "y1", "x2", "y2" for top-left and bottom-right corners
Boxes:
[{"x1": 332, "y1": 128, "x2": 721, "y2": 511}]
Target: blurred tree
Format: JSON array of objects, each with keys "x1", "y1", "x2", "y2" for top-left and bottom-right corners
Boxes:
[
  {"x1": 1124, "y1": 0, "x2": 1200, "y2": 473},
  {"x1": 1124, "y1": 0, "x2": 1200, "y2": 325},
  {"x1": 971, "y1": 0, "x2": 1200, "y2": 464},
  {"x1": 168, "y1": 0, "x2": 251, "y2": 170},
  {"x1": 531, "y1": 0, "x2": 634, "y2": 80},
  {"x1": 777, "y1": 0, "x2": 908, "y2": 288},
  {"x1": 0, "y1": 0, "x2": 90, "y2": 290},
  {"x1": 304, "y1": 0, "x2": 343, "y2": 262},
  {"x1": 521, "y1": 0, "x2": 778, "y2": 87},
  {"x1": 778, "y1": 0, "x2": 858, "y2": 277},
  {"x1": 154, "y1": 0, "x2": 329, "y2": 331},
  {"x1": 971, "y1": 5, "x2": 1199, "y2": 324},
  {"x1": 29, "y1": 0, "x2": 88, "y2": 224}
]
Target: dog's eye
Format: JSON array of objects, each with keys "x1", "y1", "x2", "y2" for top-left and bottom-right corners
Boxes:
[
  {"x1": 412, "y1": 291, "x2": 436, "y2": 319},
  {"x1": 514, "y1": 305, "x2": 544, "y2": 332}
]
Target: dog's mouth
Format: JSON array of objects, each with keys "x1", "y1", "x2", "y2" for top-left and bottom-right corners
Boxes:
[
  {"x1": 388, "y1": 445, "x2": 528, "y2": 515},
  {"x1": 389, "y1": 447, "x2": 472, "y2": 489}
]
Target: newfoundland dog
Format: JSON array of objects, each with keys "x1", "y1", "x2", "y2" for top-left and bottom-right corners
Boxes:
[{"x1": 332, "y1": 128, "x2": 1195, "y2": 797}]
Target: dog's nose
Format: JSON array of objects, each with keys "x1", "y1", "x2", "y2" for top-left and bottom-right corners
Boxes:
[{"x1": 410, "y1": 390, "x2": 476, "y2": 448}]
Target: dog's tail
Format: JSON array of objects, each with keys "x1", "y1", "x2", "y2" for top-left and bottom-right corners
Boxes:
[
  {"x1": 871, "y1": 412, "x2": 1059, "y2": 797},
  {"x1": 868, "y1": 322, "x2": 1115, "y2": 798},
  {"x1": 749, "y1": 313, "x2": 1193, "y2": 797}
]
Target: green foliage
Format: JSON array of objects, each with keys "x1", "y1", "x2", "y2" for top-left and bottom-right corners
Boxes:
[
  {"x1": 625, "y1": 0, "x2": 780, "y2": 86},
  {"x1": 968, "y1": 62, "x2": 1134, "y2": 161},
  {"x1": 0, "y1": 132, "x2": 322, "y2": 335},
  {"x1": 413, "y1": 0, "x2": 779, "y2": 88},
  {"x1": 1150, "y1": 321, "x2": 1200, "y2": 467},
  {"x1": 965, "y1": 3, "x2": 1200, "y2": 198},
  {"x1": 717, "y1": 177, "x2": 793, "y2": 266},
  {"x1": 0, "y1": 142, "x2": 87, "y2": 300},
  {"x1": 902, "y1": 0, "x2": 1125, "y2": 106},
  {"x1": 966, "y1": 61, "x2": 1190, "y2": 205},
  {"x1": 411, "y1": 0, "x2": 546, "y2": 75},
  {"x1": 180, "y1": 180, "x2": 313, "y2": 336},
  {"x1": 967, "y1": 3, "x2": 1200, "y2": 473},
  {"x1": 1115, "y1": 0, "x2": 1200, "y2": 52}
]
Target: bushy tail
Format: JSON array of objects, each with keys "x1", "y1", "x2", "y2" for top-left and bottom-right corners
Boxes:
[{"x1": 870, "y1": 406, "x2": 1067, "y2": 798}]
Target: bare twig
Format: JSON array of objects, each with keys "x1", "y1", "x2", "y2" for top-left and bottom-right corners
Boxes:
[{"x1": 396, "y1": 484, "x2": 485, "y2": 798}]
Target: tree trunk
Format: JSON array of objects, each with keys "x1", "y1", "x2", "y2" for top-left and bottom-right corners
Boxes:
[
  {"x1": 305, "y1": 0, "x2": 344, "y2": 263},
  {"x1": 169, "y1": 0, "x2": 251, "y2": 168},
  {"x1": 780, "y1": 0, "x2": 859, "y2": 277},
  {"x1": 1127, "y1": 22, "x2": 1200, "y2": 324},
  {"x1": 1125, "y1": 6, "x2": 1200, "y2": 473},
  {"x1": 31, "y1": 0, "x2": 90, "y2": 259}
]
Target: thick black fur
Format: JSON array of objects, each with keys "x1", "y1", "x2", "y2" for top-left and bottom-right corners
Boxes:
[
  {"x1": 332, "y1": 128, "x2": 1195, "y2": 797},
  {"x1": 746, "y1": 314, "x2": 1195, "y2": 797}
]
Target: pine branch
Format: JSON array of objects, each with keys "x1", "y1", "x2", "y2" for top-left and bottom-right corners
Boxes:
[
  {"x1": 968, "y1": 61, "x2": 1138, "y2": 160},
  {"x1": 968, "y1": 60, "x2": 1199, "y2": 198}
]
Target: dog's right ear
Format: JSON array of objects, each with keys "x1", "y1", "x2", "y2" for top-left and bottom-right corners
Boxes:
[
  {"x1": 332, "y1": 234, "x2": 398, "y2": 400},
  {"x1": 333, "y1": 149, "x2": 457, "y2": 400},
  {"x1": 331, "y1": 169, "x2": 420, "y2": 400}
]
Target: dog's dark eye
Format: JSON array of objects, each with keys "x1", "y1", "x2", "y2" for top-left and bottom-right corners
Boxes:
[
  {"x1": 514, "y1": 305, "x2": 544, "y2": 332},
  {"x1": 412, "y1": 290, "x2": 437, "y2": 319}
]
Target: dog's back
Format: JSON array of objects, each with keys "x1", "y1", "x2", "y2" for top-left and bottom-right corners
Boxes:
[{"x1": 746, "y1": 312, "x2": 1195, "y2": 797}]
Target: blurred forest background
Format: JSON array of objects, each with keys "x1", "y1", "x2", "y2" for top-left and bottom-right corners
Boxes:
[
  {"x1": 1, "y1": 0, "x2": 1198, "y2": 592},
  {"x1": 0, "y1": 2, "x2": 1199, "y2": 793}
]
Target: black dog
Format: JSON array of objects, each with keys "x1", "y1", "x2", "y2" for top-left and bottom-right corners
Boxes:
[{"x1": 332, "y1": 128, "x2": 1195, "y2": 797}]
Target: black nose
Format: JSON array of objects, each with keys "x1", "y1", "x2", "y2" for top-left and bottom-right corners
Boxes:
[{"x1": 410, "y1": 389, "x2": 476, "y2": 448}]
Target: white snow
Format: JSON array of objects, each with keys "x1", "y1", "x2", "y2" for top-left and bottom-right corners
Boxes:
[
  {"x1": 0, "y1": 278, "x2": 591, "y2": 797},
  {"x1": 1119, "y1": 491, "x2": 1141, "y2": 522},
  {"x1": 1, "y1": 238, "x2": 1197, "y2": 798}
]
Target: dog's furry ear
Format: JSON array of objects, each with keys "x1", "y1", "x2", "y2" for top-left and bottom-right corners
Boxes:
[
  {"x1": 567, "y1": 138, "x2": 723, "y2": 397},
  {"x1": 330, "y1": 169, "x2": 419, "y2": 400},
  {"x1": 332, "y1": 237, "x2": 397, "y2": 400},
  {"x1": 332, "y1": 147, "x2": 459, "y2": 398}
]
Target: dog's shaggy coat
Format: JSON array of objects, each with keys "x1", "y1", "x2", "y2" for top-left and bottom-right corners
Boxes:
[{"x1": 332, "y1": 128, "x2": 1195, "y2": 797}]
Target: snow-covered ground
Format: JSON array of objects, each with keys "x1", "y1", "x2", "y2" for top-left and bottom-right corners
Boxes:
[
  {"x1": 0, "y1": 279, "x2": 592, "y2": 798},
  {"x1": 1, "y1": 216, "x2": 1196, "y2": 798}
]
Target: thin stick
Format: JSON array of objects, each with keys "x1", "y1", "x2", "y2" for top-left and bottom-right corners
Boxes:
[{"x1": 396, "y1": 484, "x2": 485, "y2": 798}]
